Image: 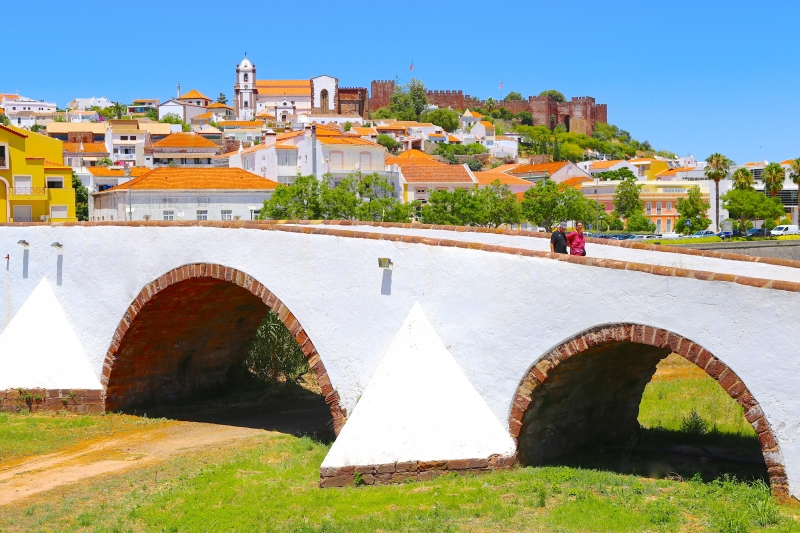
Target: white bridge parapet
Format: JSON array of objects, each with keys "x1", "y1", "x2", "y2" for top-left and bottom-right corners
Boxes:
[{"x1": 0, "y1": 221, "x2": 797, "y2": 495}]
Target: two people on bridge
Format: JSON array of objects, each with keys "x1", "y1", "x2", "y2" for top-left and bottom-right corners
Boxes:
[{"x1": 550, "y1": 221, "x2": 586, "y2": 256}]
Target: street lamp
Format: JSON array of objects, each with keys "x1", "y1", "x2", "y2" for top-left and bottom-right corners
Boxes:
[{"x1": 595, "y1": 176, "x2": 600, "y2": 233}]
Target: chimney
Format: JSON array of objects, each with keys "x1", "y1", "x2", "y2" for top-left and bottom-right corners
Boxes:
[
  {"x1": 177, "y1": 82, "x2": 181, "y2": 99},
  {"x1": 264, "y1": 129, "x2": 277, "y2": 147},
  {"x1": 124, "y1": 162, "x2": 130, "y2": 177}
]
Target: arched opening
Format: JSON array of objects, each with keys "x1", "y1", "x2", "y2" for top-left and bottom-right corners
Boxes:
[
  {"x1": 509, "y1": 324, "x2": 787, "y2": 498},
  {"x1": 564, "y1": 115, "x2": 570, "y2": 132},
  {"x1": 320, "y1": 89, "x2": 329, "y2": 111},
  {"x1": 101, "y1": 263, "x2": 346, "y2": 434}
]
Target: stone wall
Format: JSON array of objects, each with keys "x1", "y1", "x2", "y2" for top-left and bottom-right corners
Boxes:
[
  {"x1": 369, "y1": 80, "x2": 394, "y2": 111},
  {"x1": 674, "y1": 240, "x2": 800, "y2": 261},
  {"x1": 0, "y1": 388, "x2": 103, "y2": 413}
]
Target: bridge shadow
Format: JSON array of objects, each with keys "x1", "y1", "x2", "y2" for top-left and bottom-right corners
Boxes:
[
  {"x1": 540, "y1": 426, "x2": 768, "y2": 484},
  {"x1": 119, "y1": 376, "x2": 336, "y2": 445}
]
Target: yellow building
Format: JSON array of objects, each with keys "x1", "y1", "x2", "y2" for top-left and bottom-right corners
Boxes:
[
  {"x1": 629, "y1": 157, "x2": 670, "y2": 180},
  {"x1": 0, "y1": 124, "x2": 76, "y2": 222}
]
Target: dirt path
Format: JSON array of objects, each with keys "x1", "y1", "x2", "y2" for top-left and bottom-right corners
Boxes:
[{"x1": 0, "y1": 421, "x2": 268, "y2": 506}]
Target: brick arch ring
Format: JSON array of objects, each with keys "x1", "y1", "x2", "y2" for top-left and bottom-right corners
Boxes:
[
  {"x1": 100, "y1": 263, "x2": 347, "y2": 434},
  {"x1": 507, "y1": 323, "x2": 788, "y2": 498}
]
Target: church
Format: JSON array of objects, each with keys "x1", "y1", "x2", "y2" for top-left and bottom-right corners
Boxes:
[
  {"x1": 233, "y1": 55, "x2": 369, "y2": 120},
  {"x1": 233, "y1": 55, "x2": 340, "y2": 121}
]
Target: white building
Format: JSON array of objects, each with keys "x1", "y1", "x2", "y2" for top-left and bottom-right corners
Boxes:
[
  {"x1": 67, "y1": 97, "x2": 113, "y2": 110},
  {"x1": 2, "y1": 95, "x2": 57, "y2": 114},
  {"x1": 158, "y1": 99, "x2": 207, "y2": 122},
  {"x1": 90, "y1": 167, "x2": 278, "y2": 221}
]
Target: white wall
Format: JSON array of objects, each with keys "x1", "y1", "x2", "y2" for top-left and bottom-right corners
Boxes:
[
  {"x1": 91, "y1": 191, "x2": 270, "y2": 222},
  {"x1": 311, "y1": 76, "x2": 337, "y2": 111},
  {"x1": 2, "y1": 226, "x2": 800, "y2": 494}
]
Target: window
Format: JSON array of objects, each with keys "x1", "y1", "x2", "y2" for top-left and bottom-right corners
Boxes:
[
  {"x1": 250, "y1": 209, "x2": 259, "y2": 220},
  {"x1": 656, "y1": 219, "x2": 662, "y2": 232},
  {"x1": 645, "y1": 202, "x2": 652, "y2": 215},
  {"x1": 415, "y1": 188, "x2": 427, "y2": 195},
  {"x1": 50, "y1": 205, "x2": 68, "y2": 219},
  {"x1": 163, "y1": 210, "x2": 174, "y2": 221},
  {"x1": 244, "y1": 73, "x2": 249, "y2": 82},
  {"x1": 46, "y1": 177, "x2": 63, "y2": 189},
  {"x1": 666, "y1": 202, "x2": 672, "y2": 212},
  {"x1": 121, "y1": 136, "x2": 128, "y2": 140},
  {"x1": 221, "y1": 209, "x2": 232, "y2": 221},
  {"x1": 196, "y1": 210, "x2": 208, "y2": 221},
  {"x1": 130, "y1": 136, "x2": 136, "y2": 141},
  {"x1": 0, "y1": 144, "x2": 7, "y2": 168},
  {"x1": 667, "y1": 219, "x2": 672, "y2": 232},
  {"x1": 656, "y1": 202, "x2": 662, "y2": 215}
]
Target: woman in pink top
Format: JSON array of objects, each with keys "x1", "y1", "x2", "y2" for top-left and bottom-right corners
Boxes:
[{"x1": 566, "y1": 222, "x2": 586, "y2": 256}]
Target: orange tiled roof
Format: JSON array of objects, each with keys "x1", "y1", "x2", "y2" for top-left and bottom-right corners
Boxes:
[
  {"x1": 562, "y1": 176, "x2": 592, "y2": 189},
  {"x1": 351, "y1": 127, "x2": 377, "y2": 136},
  {"x1": 491, "y1": 163, "x2": 519, "y2": 173},
  {"x1": 590, "y1": 159, "x2": 624, "y2": 170},
  {"x1": 192, "y1": 112, "x2": 213, "y2": 121},
  {"x1": 275, "y1": 144, "x2": 297, "y2": 150},
  {"x1": 395, "y1": 149, "x2": 436, "y2": 160},
  {"x1": 0, "y1": 124, "x2": 28, "y2": 138},
  {"x1": 256, "y1": 80, "x2": 311, "y2": 88},
  {"x1": 428, "y1": 133, "x2": 445, "y2": 138},
  {"x1": 63, "y1": 142, "x2": 109, "y2": 154},
  {"x1": 474, "y1": 171, "x2": 533, "y2": 186},
  {"x1": 152, "y1": 132, "x2": 220, "y2": 149},
  {"x1": 87, "y1": 167, "x2": 151, "y2": 177},
  {"x1": 656, "y1": 167, "x2": 694, "y2": 177},
  {"x1": 448, "y1": 135, "x2": 461, "y2": 143},
  {"x1": 44, "y1": 160, "x2": 71, "y2": 169},
  {"x1": 256, "y1": 88, "x2": 313, "y2": 96},
  {"x1": 480, "y1": 121, "x2": 495, "y2": 128},
  {"x1": 276, "y1": 129, "x2": 306, "y2": 141},
  {"x1": 781, "y1": 159, "x2": 795, "y2": 165},
  {"x1": 208, "y1": 102, "x2": 233, "y2": 110},
  {"x1": 399, "y1": 163, "x2": 475, "y2": 183},
  {"x1": 318, "y1": 136, "x2": 380, "y2": 146},
  {"x1": 179, "y1": 89, "x2": 211, "y2": 101},
  {"x1": 218, "y1": 120, "x2": 264, "y2": 127},
  {"x1": 104, "y1": 168, "x2": 278, "y2": 192},
  {"x1": 511, "y1": 161, "x2": 569, "y2": 175}
]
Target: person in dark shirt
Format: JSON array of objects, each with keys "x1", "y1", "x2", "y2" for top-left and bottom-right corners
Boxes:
[{"x1": 550, "y1": 221, "x2": 568, "y2": 254}]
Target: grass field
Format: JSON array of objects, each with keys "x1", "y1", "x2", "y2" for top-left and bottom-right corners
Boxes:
[{"x1": 1, "y1": 357, "x2": 796, "y2": 533}]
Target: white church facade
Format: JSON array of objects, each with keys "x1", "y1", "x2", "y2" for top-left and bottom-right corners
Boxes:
[{"x1": 233, "y1": 55, "x2": 338, "y2": 121}]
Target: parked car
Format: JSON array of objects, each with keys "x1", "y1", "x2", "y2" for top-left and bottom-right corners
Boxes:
[
  {"x1": 747, "y1": 228, "x2": 769, "y2": 237},
  {"x1": 690, "y1": 230, "x2": 716, "y2": 238},
  {"x1": 716, "y1": 230, "x2": 744, "y2": 239},
  {"x1": 658, "y1": 232, "x2": 683, "y2": 240},
  {"x1": 770, "y1": 225, "x2": 800, "y2": 236}
]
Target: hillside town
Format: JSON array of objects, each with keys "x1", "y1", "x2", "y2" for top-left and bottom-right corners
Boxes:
[{"x1": 2, "y1": 54, "x2": 798, "y2": 236}]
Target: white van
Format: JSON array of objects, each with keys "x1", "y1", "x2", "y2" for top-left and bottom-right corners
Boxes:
[{"x1": 770, "y1": 225, "x2": 800, "y2": 236}]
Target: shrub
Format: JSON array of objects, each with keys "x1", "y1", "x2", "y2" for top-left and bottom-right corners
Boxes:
[
  {"x1": 245, "y1": 310, "x2": 308, "y2": 383},
  {"x1": 680, "y1": 408, "x2": 709, "y2": 435}
]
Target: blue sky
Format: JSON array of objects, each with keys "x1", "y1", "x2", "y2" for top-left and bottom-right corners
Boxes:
[{"x1": 5, "y1": 1, "x2": 798, "y2": 163}]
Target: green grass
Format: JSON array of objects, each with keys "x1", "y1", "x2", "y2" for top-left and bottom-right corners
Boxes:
[
  {"x1": 3, "y1": 434, "x2": 796, "y2": 533},
  {"x1": 0, "y1": 411, "x2": 168, "y2": 463},
  {"x1": 1, "y1": 364, "x2": 796, "y2": 532}
]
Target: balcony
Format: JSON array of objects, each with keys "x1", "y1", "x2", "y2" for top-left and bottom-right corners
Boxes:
[
  {"x1": 13, "y1": 187, "x2": 47, "y2": 196},
  {"x1": 114, "y1": 153, "x2": 137, "y2": 161}
]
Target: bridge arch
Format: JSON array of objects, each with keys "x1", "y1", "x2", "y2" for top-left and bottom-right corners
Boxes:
[
  {"x1": 508, "y1": 323, "x2": 788, "y2": 497},
  {"x1": 100, "y1": 263, "x2": 346, "y2": 433}
]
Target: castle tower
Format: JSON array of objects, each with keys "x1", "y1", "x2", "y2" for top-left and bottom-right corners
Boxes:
[{"x1": 234, "y1": 54, "x2": 256, "y2": 120}]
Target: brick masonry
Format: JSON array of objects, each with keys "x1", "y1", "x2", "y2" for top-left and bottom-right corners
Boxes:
[
  {"x1": 0, "y1": 388, "x2": 103, "y2": 413},
  {"x1": 319, "y1": 454, "x2": 517, "y2": 488},
  {"x1": 508, "y1": 324, "x2": 789, "y2": 499},
  {"x1": 100, "y1": 263, "x2": 347, "y2": 434}
]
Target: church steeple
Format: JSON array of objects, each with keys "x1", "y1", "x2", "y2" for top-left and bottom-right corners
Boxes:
[{"x1": 234, "y1": 54, "x2": 256, "y2": 120}]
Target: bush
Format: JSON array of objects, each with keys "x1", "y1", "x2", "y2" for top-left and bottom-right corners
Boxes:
[
  {"x1": 680, "y1": 408, "x2": 709, "y2": 435},
  {"x1": 245, "y1": 311, "x2": 308, "y2": 383},
  {"x1": 465, "y1": 158, "x2": 483, "y2": 171}
]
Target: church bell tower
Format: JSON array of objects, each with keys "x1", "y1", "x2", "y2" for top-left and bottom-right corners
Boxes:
[{"x1": 234, "y1": 54, "x2": 256, "y2": 120}]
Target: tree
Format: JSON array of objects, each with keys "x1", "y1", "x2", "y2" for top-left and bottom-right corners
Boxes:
[
  {"x1": 420, "y1": 108, "x2": 459, "y2": 132},
  {"x1": 0, "y1": 114, "x2": 8, "y2": 126},
  {"x1": 731, "y1": 167, "x2": 754, "y2": 190},
  {"x1": 72, "y1": 173, "x2": 89, "y2": 221},
  {"x1": 516, "y1": 111, "x2": 533, "y2": 126},
  {"x1": 704, "y1": 153, "x2": 731, "y2": 230},
  {"x1": 625, "y1": 213, "x2": 655, "y2": 232},
  {"x1": 465, "y1": 158, "x2": 483, "y2": 171},
  {"x1": 762, "y1": 162, "x2": 785, "y2": 197},
  {"x1": 217, "y1": 93, "x2": 228, "y2": 105},
  {"x1": 612, "y1": 174, "x2": 643, "y2": 219},
  {"x1": 343, "y1": 121, "x2": 352, "y2": 132},
  {"x1": 260, "y1": 174, "x2": 321, "y2": 220},
  {"x1": 145, "y1": 108, "x2": 159, "y2": 121},
  {"x1": 390, "y1": 78, "x2": 427, "y2": 121},
  {"x1": 596, "y1": 168, "x2": 637, "y2": 182},
  {"x1": 376, "y1": 134, "x2": 400, "y2": 153},
  {"x1": 505, "y1": 91, "x2": 523, "y2": 101},
  {"x1": 98, "y1": 157, "x2": 113, "y2": 167},
  {"x1": 722, "y1": 188, "x2": 784, "y2": 236},
  {"x1": 421, "y1": 188, "x2": 481, "y2": 226},
  {"x1": 245, "y1": 310, "x2": 308, "y2": 384},
  {"x1": 520, "y1": 179, "x2": 599, "y2": 231},
  {"x1": 675, "y1": 185, "x2": 711, "y2": 234},
  {"x1": 789, "y1": 158, "x2": 800, "y2": 197},
  {"x1": 319, "y1": 174, "x2": 358, "y2": 219},
  {"x1": 474, "y1": 181, "x2": 522, "y2": 227},
  {"x1": 539, "y1": 90, "x2": 566, "y2": 103},
  {"x1": 30, "y1": 124, "x2": 44, "y2": 133},
  {"x1": 110, "y1": 102, "x2": 126, "y2": 120},
  {"x1": 372, "y1": 107, "x2": 393, "y2": 119},
  {"x1": 560, "y1": 142, "x2": 584, "y2": 162},
  {"x1": 159, "y1": 112, "x2": 191, "y2": 132}
]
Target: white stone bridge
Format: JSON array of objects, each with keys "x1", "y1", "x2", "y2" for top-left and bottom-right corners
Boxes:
[{"x1": 1, "y1": 221, "x2": 798, "y2": 497}]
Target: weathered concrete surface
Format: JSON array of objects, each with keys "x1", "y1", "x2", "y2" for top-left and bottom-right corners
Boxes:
[
  {"x1": 1, "y1": 221, "x2": 799, "y2": 495},
  {"x1": 672, "y1": 240, "x2": 800, "y2": 261}
]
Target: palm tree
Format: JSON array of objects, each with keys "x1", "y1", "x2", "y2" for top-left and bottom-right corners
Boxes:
[
  {"x1": 111, "y1": 102, "x2": 127, "y2": 120},
  {"x1": 705, "y1": 153, "x2": 731, "y2": 230},
  {"x1": 731, "y1": 167, "x2": 754, "y2": 190},
  {"x1": 762, "y1": 162, "x2": 785, "y2": 197},
  {"x1": 789, "y1": 158, "x2": 800, "y2": 206}
]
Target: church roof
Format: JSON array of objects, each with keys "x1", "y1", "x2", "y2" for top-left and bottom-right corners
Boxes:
[
  {"x1": 179, "y1": 89, "x2": 211, "y2": 101},
  {"x1": 255, "y1": 79, "x2": 312, "y2": 96},
  {"x1": 151, "y1": 132, "x2": 219, "y2": 149},
  {"x1": 103, "y1": 168, "x2": 278, "y2": 192}
]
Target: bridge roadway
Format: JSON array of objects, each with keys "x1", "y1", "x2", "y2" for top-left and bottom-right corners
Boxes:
[{"x1": 0, "y1": 221, "x2": 797, "y2": 496}]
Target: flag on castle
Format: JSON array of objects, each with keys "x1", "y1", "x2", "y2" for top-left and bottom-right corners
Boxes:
[
  {"x1": 410, "y1": 61, "x2": 414, "y2": 72},
  {"x1": 499, "y1": 81, "x2": 503, "y2": 89}
]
